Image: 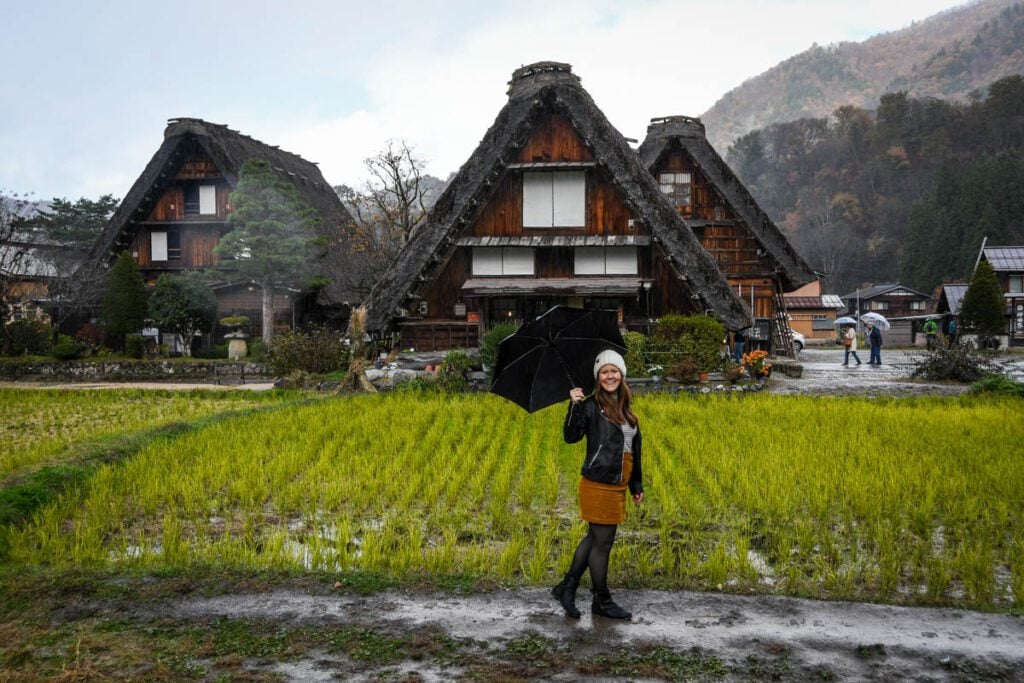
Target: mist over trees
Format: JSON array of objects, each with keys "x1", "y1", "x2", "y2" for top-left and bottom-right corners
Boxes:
[{"x1": 727, "y1": 74, "x2": 1024, "y2": 294}]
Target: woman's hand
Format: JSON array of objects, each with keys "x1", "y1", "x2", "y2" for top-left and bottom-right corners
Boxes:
[
  {"x1": 632, "y1": 492, "x2": 644, "y2": 505},
  {"x1": 569, "y1": 387, "x2": 585, "y2": 403}
]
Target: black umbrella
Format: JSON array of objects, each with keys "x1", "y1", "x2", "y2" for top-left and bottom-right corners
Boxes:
[{"x1": 490, "y1": 306, "x2": 627, "y2": 413}]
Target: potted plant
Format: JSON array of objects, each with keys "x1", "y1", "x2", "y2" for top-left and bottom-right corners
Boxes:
[
  {"x1": 742, "y1": 349, "x2": 772, "y2": 379},
  {"x1": 672, "y1": 356, "x2": 699, "y2": 384},
  {"x1": 723, "y1": 359, "x2": 745, "y2": 382}
]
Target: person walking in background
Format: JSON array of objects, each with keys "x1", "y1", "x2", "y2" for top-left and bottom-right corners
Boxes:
[
  {"x1": 731, "y1": 328, "x2": 746, "y2": 364},
  {"x1": 866, "y1": 320, "x2": 883, "y2": 365},
  {"x1": 553, "y1": 349, "x2": 644, "y2": 621},
  {"x1": 923, "y1": 317, "x2": 939, "y2": 350},
  {"x1": 841, "y1": 324, "x2": 862, "y2": 366},
  {"x1": 947, "y1": 318, "x2": 959, "y2": 348}
]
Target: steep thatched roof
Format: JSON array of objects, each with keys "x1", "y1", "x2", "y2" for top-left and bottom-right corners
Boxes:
[
  {"x1": 90, "y1": 118, "x2": 358, "y2": 305},
  {"x1": 364, "y1": 62, "x2": 752, "y2": 332},
  {"x1": 638, "y1": 116, "x2": 815, "y2": 292}
]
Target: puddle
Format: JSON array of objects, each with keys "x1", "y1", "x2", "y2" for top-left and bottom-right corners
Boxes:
[{"x1": 167, "y1": 585, "x2": 1024, "y2": 681}]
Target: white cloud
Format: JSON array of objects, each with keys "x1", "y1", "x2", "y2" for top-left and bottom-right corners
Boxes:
[{"x1": 275, "y1": 0, "x2": 968, "y2": 188}]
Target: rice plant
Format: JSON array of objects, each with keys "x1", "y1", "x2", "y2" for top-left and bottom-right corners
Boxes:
[{"x1": 3, "y1": 392, "x2": 1023, "y2": 610}]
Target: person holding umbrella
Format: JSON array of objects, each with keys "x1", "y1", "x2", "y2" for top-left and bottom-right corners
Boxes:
[
  {"x1": 552, "y1": 349, "x2": 643, "y2": 620},
  {"x1": 866, "y1": 320, "x2": 883, "y2": 365},
  {"x1": 842, "y1": 324, "x2": 862, "y2": 366}
]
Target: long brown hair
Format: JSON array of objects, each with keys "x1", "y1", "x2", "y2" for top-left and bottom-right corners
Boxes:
[{"x1": 594, "y1": 376, "x2": 638, "y2": 427}]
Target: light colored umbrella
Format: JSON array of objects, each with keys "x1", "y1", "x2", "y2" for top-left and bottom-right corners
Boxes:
[
  {"x1": 860, "y1": 312, "x2": 890, "y2": 330},
  {"x1": 835, "y1": 316, "x2": 858, "y2": 325}
]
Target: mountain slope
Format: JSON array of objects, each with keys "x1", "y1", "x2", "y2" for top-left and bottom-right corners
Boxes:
[{"x1": 702, "y1": 0, "x2": 1024, "y2": 151}]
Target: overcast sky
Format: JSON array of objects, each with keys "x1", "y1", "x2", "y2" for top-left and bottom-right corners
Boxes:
[{"x1": 2, "y1": 0, "x2": 971, "y2": 201}]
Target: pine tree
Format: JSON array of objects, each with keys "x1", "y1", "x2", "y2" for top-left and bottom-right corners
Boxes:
[
  {"x1": 960, "y1": 259, "x2": 1006, "y2": 339},
  {"x1": 214, "y1": 159, "x2": 321, "y2": 346},
  {"x1": 101, "y1": 251, "x2": 148, "y2": 350}
]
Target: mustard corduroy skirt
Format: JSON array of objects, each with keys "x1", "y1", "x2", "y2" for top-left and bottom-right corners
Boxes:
[{"x1": 578, "y1": 452, "x2": 633, "y2": 525}]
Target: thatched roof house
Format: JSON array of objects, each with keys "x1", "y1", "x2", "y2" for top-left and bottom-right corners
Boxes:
[
  {"x1": 638, "y1": 116, "x2": 815, "y2": 352},
  {"x1": 91, "y1": 118, "x2": 357, "y2": 323},
  {"x1": 364, "y1": 62, "x2": 751, "y2": 349}
]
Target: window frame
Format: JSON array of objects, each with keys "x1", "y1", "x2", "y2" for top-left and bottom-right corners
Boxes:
[
  {"x1": 522, "y1": 171, "x2": 585, "y2": 228},
  {"x1": 573, "y1": 246, "x2": 638, "y2": 276},
  {"x1": 472, "y1": 247, "x2": 535, "y2": 276}
]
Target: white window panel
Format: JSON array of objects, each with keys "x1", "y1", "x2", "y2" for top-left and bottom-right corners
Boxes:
[
  {"x1": 574, "y1": 247, "x2": 605, "y2": 275},
  {"x1": 659, "y1": 173, "x2": 674, "y2": 184},
  {"x1": 151, "y1": 231, "x2": 168, "y2": 261},
  {"x1": 473, "y1": 247, "x2": 503, "y2": 275},
  {"x1": 502, "y1": 248, "x2": 534, "y2": 275},
  {"x1": 605, "y1": 246, "x2": 637, "y2": 275},
  {"x1": 522, "y1": 173, "x2": 553, "y2": 227},
  {"x1": 551, "y1": 171, "x2": 585, "y2": 226},
  {"x1": 199, "y1": 185, "x2": 217, "y2": 215}
]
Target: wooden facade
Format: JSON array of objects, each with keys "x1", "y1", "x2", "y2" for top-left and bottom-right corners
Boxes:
[
  {"x1": 364, "y1": 63, "x2": 752, "y2": 351},
  {"x1": 638, "y1": 116, "x2": 816, "y2": 354},
  {"x1": 93, "y1": 118, "x2": 357, "y2": 342}
]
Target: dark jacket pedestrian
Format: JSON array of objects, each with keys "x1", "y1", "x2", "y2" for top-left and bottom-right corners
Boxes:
[
  {"x1": 867, "y1": 322, "x2": 883, "y2": 365},
  {"x1": 552, "y1": 349, "x2": 643, "y2": 621}
]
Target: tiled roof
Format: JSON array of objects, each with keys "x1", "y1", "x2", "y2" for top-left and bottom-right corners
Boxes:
[
  {"x1": 783, "y1": 295, "x2": 845, "y2": 310},
  {"x1": 840, "y1": 283, "x2": 930, "y2": 299},
  {"x1": 942, "y1": 284, "x2": 968, "y2": 315},
  {"x1": 983, "y1": 246, "x2": 1024, "y2": 271}
]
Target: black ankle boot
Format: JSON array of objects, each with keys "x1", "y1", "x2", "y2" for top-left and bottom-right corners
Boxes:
[
  {"x1": 591, "y1": 590, "x2": 632, "y2": 619},
  {"x1": 551, "y1": 574, "x2": 581, "y2": 618}
]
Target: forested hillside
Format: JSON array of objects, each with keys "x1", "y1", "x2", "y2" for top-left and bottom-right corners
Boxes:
[
  {"x1": 726, "y1": 75, "x2": 1024, "y2": 294},
  {"x1": 703, "y1": 0, "x2": 1024, "y2": 152}
]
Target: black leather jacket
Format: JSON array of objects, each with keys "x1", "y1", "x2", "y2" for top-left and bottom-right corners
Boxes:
[{"x1": 563, "y1": 397, "x2": 643, "y2": 495}]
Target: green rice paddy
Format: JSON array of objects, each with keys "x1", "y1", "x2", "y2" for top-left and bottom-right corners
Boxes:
[{"x1": 2, "y1": 389, "x2": 1022, "y2": 610}]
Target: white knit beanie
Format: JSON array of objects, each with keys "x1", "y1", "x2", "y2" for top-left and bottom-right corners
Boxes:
[{"x1": 593, "y1": 349, "x2": 627, "y2": 379}]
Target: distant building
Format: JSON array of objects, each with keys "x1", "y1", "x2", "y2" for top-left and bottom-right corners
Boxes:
[
  {"x1": 977, "y1": 244, "x2": 1024, "y2": 346},
  {"x1": 840, "y1": 283, "x2": 932, "y2": 319},
  {"x1": 783, "y1": 280, "x2": 845, "y2": 340}
]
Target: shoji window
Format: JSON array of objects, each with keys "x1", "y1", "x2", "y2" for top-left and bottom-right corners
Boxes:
[
  {"x1": 472, "y1": 247, "x2": 535, "y2": 275},
  {"x1": 522, "y1": 172, "x2": 585, "y2": 227}
]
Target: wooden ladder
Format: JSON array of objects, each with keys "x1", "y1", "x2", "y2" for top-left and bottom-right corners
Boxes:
[{"x1": 771, "y1": 280, "x2": 796, "y2": 359}]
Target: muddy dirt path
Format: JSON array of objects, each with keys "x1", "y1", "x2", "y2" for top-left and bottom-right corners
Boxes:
[{"x1": 165, "y1": 587, "x2": 1024, "y2": 681}]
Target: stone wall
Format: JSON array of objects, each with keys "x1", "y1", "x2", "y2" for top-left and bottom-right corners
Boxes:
[{"x1": 0, "y1": 360, "x2": 272, "y2": 382}]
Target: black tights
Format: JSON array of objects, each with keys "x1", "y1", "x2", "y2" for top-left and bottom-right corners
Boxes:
[{"x1": 567, "y1": 523, "x2": 617, "y2": 593}]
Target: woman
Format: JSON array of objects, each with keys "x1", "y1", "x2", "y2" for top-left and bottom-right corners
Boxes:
[
  {"x1": 842, "y1": 324, "x2": 862, "y2": 366},
  {"x1": 552, "y1": 349, "x2": 643, "y2": 620}
]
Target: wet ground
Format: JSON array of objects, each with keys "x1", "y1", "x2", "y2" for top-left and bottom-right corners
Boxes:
[
  {"x1": 774, "y1": 346, "x2": 1024, "y2": 397},
  {"x1": 6, "y1": 350, "x2": 1024, "y2": 680},
  {"x1": 160, "y1": 586, "x2": 1024, "y2": 681}
]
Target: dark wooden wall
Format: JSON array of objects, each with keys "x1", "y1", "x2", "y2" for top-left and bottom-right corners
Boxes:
[{"x1": 471, "y1": 115, "x2": 636, "y2": 238}]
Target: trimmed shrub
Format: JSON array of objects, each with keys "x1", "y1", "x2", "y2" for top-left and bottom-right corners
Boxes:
[
  {"x1": 192, "y1": 344, "x2": 229, "y2": 360},
  {"x1": 650, "y1": 314, "x2": 726, "y2": 374},
  {"x1": 124, "y1": 334, "x2": 145, "y2": 359},
  {"x1": 1, "y1": 319, "x2": 51, "y2": 356},
  {"x1": 623, "y1": 330, "x2": 649, "y2": 378},
  {"x1": 437, "y1": 348, "x2": 473, "y2": 393},
  {"x1": 481, "y1": 322, "x2": 518, "y2": 382},
  {"x1": 268, "y1": 325, "x2": 349, "y2": 375},
  {"x1": 50, "y1": 334, "x2": 86, "y2": 360}
]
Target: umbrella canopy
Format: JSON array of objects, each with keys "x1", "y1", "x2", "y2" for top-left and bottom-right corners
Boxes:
[
  {"x1": 490, "y1": 306, "x2": 626, "y2": 413},
  {"x1": 835, "y1": 316, "x2": 858, "y2": 326},
  {"x1": 860, "y1": 312, "x2": 891, "y2": 330}
]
